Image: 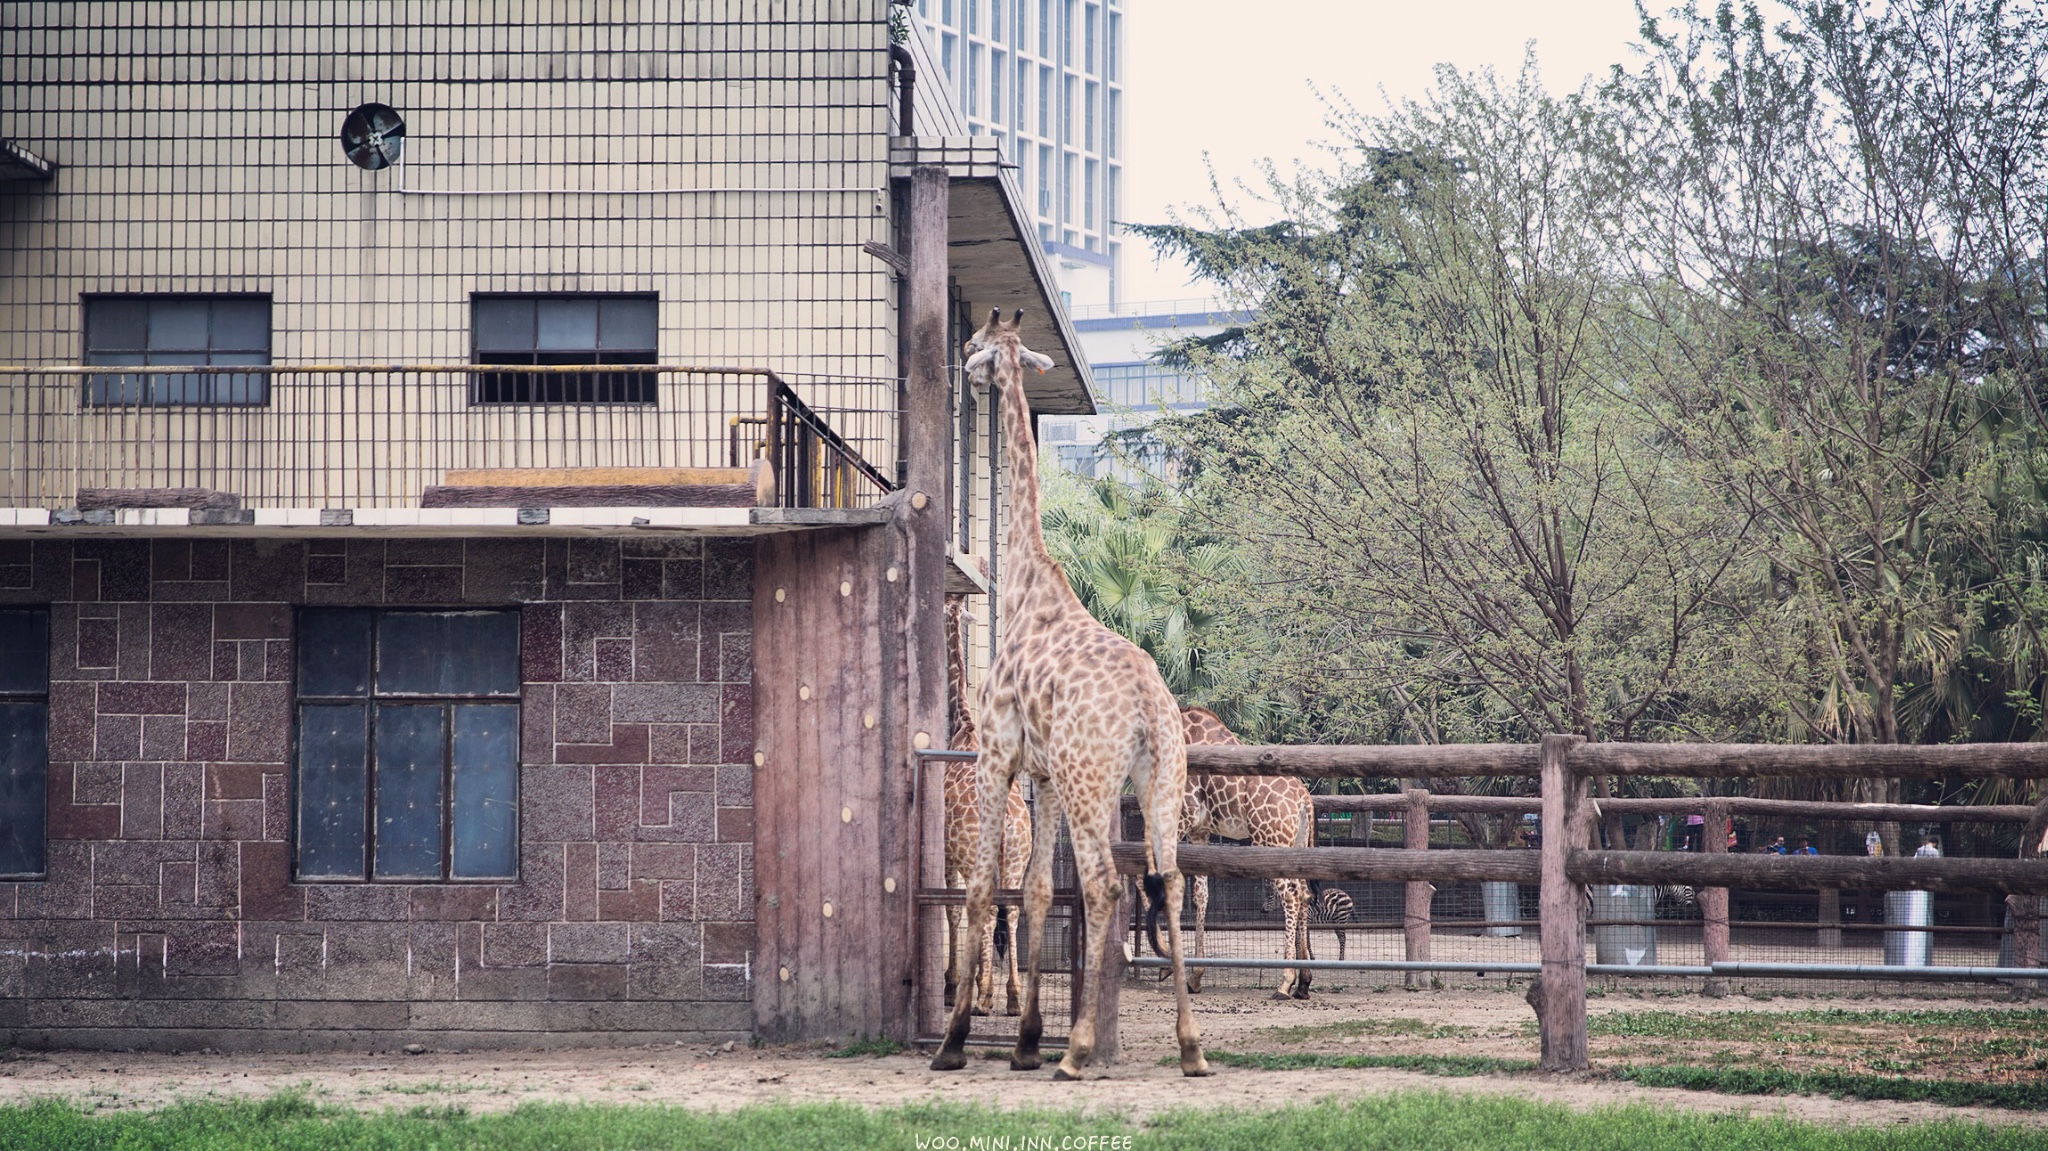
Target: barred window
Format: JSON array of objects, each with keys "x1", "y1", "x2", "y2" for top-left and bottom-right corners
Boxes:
[
  {"x1": 471, "y1": 294, "x2": 658, "y2": 404},
  {"x1": 83, "y1": 295, "x2": 271, "y2": 405},
  {"x1": 295, "y1": 609, "x2": 520, "y2": 882}
]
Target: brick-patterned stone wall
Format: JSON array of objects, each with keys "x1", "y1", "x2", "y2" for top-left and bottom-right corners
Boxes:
[{"x1": 0, "y1": 536, "x2": 754, "y2": 1051}]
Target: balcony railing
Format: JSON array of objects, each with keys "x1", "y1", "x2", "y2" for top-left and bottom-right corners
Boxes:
[{"x1": 0, "y1": 365, "x2": 898, "y2": 512}]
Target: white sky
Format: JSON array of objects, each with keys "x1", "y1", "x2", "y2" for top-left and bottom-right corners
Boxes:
[{"x1": 1120, "y1": 0, "x2": 1646, "y2": 302}]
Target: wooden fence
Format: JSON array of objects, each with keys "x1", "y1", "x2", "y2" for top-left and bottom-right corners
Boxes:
[{"x1": 1109, "y1": 735, "x2": 2048, "y2": 1071}]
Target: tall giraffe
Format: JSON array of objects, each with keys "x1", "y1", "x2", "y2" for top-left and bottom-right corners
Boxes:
[
  {"x1": 942, "y1": 594, "x2": 1032, "y2": 1015},
  {"x1": 1178, "y1": 706, "x2": 1316, "y2": 999},
  {"x1": 931, "y1": 309, "x2": 1208, "y2": 1080}
]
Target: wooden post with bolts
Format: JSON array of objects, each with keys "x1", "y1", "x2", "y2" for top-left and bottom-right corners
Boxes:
[
  {"x1": 1701, "y1": 801, "x2": 1731, "y2": 997},
  {"x1": 895, "y1": 164, "x2": 954, "y2": 1041},
  {"x1": 1403, "y1": 788, "x2": 1433, "y2": 988},
  {"x1": 1529, "y1": 733, "x2": 1587, "y2": 1071}
]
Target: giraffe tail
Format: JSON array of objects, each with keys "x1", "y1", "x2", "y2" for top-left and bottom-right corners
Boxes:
[{"x1": 1142, "y1": 871, "x2": 1169, "y2": 958}]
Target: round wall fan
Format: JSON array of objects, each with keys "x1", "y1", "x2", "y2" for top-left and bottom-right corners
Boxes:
[{"x1": 340, "y1": 103, "x2": 405, "y2": 171}]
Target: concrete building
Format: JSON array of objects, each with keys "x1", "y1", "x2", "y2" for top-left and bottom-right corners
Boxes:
[
  {"x1": 1042, "y1": 300, "x2": 1244, "y2": 478},
  {"x1": 907, "y1": 0, "x2": 1121, "y2": 310},
  {"x1": 0, "y1": 2, "x2": 1090, "y2": 1051}
]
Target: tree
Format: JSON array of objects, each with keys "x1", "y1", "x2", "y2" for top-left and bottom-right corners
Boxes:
[{"x1": 1140, "y1": 60, "x2": 1746, "y2": 759}]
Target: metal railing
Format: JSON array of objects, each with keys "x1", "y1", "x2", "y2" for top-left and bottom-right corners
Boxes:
[{"x1": 0, "y1": 365, "x2": 898, "y2": 511}]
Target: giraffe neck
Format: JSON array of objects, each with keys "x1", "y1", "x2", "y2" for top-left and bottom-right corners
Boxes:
[
  {"x1": 945, "y1": 595, "x2": 977, "y2": 748},
  {"x1": 993, "y1": 345, "x2": 1084, "y2": 642}
]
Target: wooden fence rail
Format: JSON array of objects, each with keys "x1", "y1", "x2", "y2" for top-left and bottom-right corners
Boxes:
[{"x1": 1110, "y1": 735, "x2": 2048, "y2": 1073}]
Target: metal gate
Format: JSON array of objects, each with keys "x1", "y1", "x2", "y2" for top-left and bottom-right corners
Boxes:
[{"x1": 912, "y1": 749, "x2": 1083, "y2": 1048}]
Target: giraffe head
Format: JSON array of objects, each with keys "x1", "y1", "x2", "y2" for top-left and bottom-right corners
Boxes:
[{"x1": 963, "y1": 307, "x2": 1054, "y2": 389}]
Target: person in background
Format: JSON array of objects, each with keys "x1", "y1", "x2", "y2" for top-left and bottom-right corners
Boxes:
[
  {"x1": 1866, "y1": 830, "x2": 1884, "y2": 856},
  {"x1": 1764, "y1": 836, "x2": 1787, "y2": 854},
  {"x1": 1794, "y1": 835, "x2": 1818, "y2": 856},
  {"x1": 1915, "y1": 836, "x2": 1942, "y2": 858}
]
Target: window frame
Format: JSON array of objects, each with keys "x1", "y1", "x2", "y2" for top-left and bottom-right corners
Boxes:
[
  {"x1": 292, "y1": 607, "x2": 522, "y2": 884},
  {"x1": 80, "y1": 294, "x2": 273, "y2": 407},
  {"x1": 468, "y1": 292, "x2": 660, "y2": 405},
  {"x1": 0, "y1": 607, "x2": 48, "y2": 881}
]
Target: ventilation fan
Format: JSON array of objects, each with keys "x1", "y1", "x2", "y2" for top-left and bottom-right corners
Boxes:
[{"x1": 340, "y1": 103, "x2": 405, "y2": 171}]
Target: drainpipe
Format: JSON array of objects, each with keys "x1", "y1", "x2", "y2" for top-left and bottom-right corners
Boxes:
[{"x1": 891, "y1": 43, "x2": 916, "y2": 137}]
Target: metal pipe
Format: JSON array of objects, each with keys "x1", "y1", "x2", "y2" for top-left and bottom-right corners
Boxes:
[
  {"x1": 891, "y1": 43, "x2": 916, "y2": 136},
  {"x1": 1125, "y1": 954, "x2": 2048, "y2": 981},
  {"x1": 1128, "y1": 956, "x2": 1539, "y2": 974},
  {"x1": 1711, "y1": 961, "x2": 2048, "y2": 982}
]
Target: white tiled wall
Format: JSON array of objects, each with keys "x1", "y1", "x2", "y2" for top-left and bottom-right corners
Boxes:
[{"x1": 0, "y1": 2, "x2": 899, "y2": 380}]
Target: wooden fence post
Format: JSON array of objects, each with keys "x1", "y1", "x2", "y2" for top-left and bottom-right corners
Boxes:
[
  {"x1": 1817, "y1": 888, "x2": 1842, "y2": 950},
  {"x1": 1404, "y1": 788, "x2": 1433, "y2": 989},
  {"x1": 1530, "y1": 733, "x2": 1587, "y2": 1071},
  {"x1": 1701, "y1": 801, "x2": 1731, "y2": 997},
  {"x1": 2010, "y1": 894, "x2": 2041, "y2": 1001}
]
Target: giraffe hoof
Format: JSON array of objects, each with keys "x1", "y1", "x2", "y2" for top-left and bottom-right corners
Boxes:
[
  {"x1": 1181, "y1": 1055, "x2": 1214, "y2": 1078},
  {"x1": 1051, "y1": 1062, "x2": 1083, "y2": 1081},
  {"x1": 971, "y1": 1005, "x2": 990, "y2": 1017},
  {"x1": 1009, "y1": 1051, "x2": 1042, "y2": 1071},
  {"x1": 929, "y1": 1048, "x2": 968, "y2": 1072}
]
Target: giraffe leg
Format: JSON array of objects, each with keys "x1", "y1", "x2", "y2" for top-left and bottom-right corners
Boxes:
[
  {"x1": 1187, "y1": 871, "x2": 1208, "y2": 994},
  {"x1": 931, "y1": 754, "x2": 1016, "y2": 1072},
  {"x1": 1280, "y1": 879, "x2": 1312, "y2": 999},
  {"x1": 974, "y1": 907, "x2": 997, "y2": 1015},
  {"x1": 944, "y1": 904, "x2": 960, "y2": 1007},
  {"x1": 1053, "y1": 818, "x2": 1117, "y2": 1081},
  {"x1": 1137, "y1": 768, "x2": 1208, "y2": 1077},
  {"x1": 1011, "y1": 785, "x2": 1060, "y2": 1070}
]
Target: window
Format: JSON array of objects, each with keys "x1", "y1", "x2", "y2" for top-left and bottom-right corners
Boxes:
[
  {"x1": 991, "y1": 50, "x2": 1005, "y2": 123},
  {"x1": 1039, "y1": 0, "x2": 1050, "y2": 56},
  {"x1": 1086, "y1": 3, "x2": 1098, "y2": 73},
  {"x1": 83, "y1": 295, "x2": 270, "y2": 405},
  {"x1": 968, "y1": 42, "x2": 981, "y2": 116},
  {"x1": 943, "y1": 32, "x2": 957, "y2": 80},
  {"x1": 295, "y1": 609, "x2": 520, "y2": 882},
  {"x1": 966, "y1": 0, "x2": 978, "y2": 34},
  {"x1": 1038, "y1": 144, "x2": 1053, "y2": 216},
  {"x1": 1107, "y1": 88, "x2": 1120, "y2": 159},
  {"x1": 0, "y1": 610, "x2": 47, "y2": 879},
  {"x1": 1016, "y1": 56, "x2": 1030, "y2": 130},
  {"x1": 1086, "y1": 81, "x2": 1097, "y2": 150},
  {"x1": 471, "y1": 294, "x2": 658, "y2": 404},
  {"x1": 1107, "y1": 11, "x2": 1120, "y2": 81},
  {"x1": 1086, "y1": 157, "x2": 1098, "y2": 231},
  {"x1": 1038, "y1": 65, "x2": 1052, "y2": 135},
  {"x1": 1063, "y1": 74, "x2": 1076, "y2": 142},
  {"x1": 991, "y1": 0, "x2": 1004, "y2": 41}
]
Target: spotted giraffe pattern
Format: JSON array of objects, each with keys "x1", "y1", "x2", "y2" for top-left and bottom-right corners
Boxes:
[
  {"x1": 942, "y1": 594, "x2": 1032, "y2": 1015},
  {"x1": 931, "y1": 309, "x2": 1208, "y2": 1080},
  {"x1": 1178, "y1": 707, "x2": 1317, "y2": 999}
]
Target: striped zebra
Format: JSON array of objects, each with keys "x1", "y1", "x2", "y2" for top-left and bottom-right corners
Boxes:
[{"x1": 1306, "y1": 880, "x2": 1354, "y2": 961}]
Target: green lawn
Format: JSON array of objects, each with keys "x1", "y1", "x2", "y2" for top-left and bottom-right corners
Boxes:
[{"x1": 2, "y1": 1091, "x2": 2042, "y2": 1151}]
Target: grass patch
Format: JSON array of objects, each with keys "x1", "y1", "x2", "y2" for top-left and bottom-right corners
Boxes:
[
  {"x1": 1612, "y1": 1062, "x2": 2048, "y2": 1112},
  {"x1": 825, "y1": 1037, "x2": 906, "y2": 1059},
  {"x1": 1257, "y1": 1016, "x2": 1478, "y2": 1044},
  {"x1": 1591, "y1": 1008, "x2": 2048, "y2": 1042},
  {"x1": 0, "y1": 1090, "x2": 2039, "y2": 1151},
  {"x1": 1175, "y1": 1049, "x2": 1536, "y2": 1076}
]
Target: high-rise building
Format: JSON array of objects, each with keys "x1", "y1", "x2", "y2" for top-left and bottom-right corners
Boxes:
[{"x1": 911, "y1": 0, "x2": 1122, "y2": 310}]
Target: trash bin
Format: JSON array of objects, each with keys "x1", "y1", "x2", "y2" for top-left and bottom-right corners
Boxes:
[
  {"x1": 1483, "y1": 882, "x2": 1522, "y2": 937},
  {"x1": 1998, "y1": 896, "x2": 2048, "y2": 968},
  {"x1": 1590, "y1": 884, "x2": 1657, "y2": 966},
  {"x1": 1884, "y1": 890, "x2": 1933, "y2": 966}
]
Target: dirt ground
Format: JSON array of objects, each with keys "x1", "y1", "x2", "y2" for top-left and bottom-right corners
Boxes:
[{"x1": 1, "y1": 980, "x2": 2043, "y2": 1132}]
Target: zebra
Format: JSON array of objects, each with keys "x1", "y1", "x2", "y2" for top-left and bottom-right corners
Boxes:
[{"x1": 1306, "y1": 880, "x2": 1355, "y2": 961}]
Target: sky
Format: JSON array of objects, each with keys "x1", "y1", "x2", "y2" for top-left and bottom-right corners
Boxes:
[{"x1": 1119, "y1": 0, "x2": 1648, "y2": 303}]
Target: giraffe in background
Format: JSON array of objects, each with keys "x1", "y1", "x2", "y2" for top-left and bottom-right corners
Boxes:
[
  {"x1": 942, "y1": 594, "x2": 1031, "y2": 1015},
  {"x1": 1179, "y1": 706, "x2": 1317, "y2": 998},
  {"x1": 931, "y1": 309, "x2": 1208, "y2": 1080}
]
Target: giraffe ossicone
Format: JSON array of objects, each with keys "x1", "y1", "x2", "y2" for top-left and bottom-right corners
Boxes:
[{"x1": 930, "y1": 308, "x2": 1209, "y2": 1079}]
